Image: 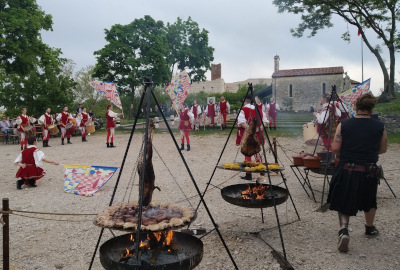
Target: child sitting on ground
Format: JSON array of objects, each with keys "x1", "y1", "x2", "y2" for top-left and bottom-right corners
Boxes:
[{"x1": 14, "y1": 136, "x2": 59, "y2": 189}]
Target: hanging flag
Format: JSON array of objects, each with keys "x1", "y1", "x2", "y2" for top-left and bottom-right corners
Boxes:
[
  {"x1": 89, "y1": 81, "x2": 123, "y2": 110},
  {"x1": 63, "y1": 165, "x2": 118, "y2": 196},
  {"x1": 339, "y1": 78, "x2": 371, "y2": 117},
  {"x1": 165, "y1": 71, "x2": 191, "y2": 114}
]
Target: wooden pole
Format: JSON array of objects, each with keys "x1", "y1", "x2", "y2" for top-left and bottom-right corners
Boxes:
[
  {"x1": 273, "y1": 137, "x2": 278, "y2": 163},
  {"x1": 3, "y1": 198, "x2": 10, "y2": 270}
]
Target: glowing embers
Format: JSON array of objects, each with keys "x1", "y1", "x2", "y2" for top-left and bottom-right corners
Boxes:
[
  {"x1": 120, "y1": 231, "x2": 177, "y2": 263},
  {"x1": 241, "y1": 183, "x2": 269, "y2": 200},
  {"x1": 99, "y1": 232, "x2": 203, "y2": 270}
]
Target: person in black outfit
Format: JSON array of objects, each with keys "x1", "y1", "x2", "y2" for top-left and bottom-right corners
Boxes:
[{"x1": 328, "y1": 93, "x2": 387, "y2": 253}]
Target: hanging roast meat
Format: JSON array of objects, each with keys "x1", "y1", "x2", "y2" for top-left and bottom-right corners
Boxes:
[
  {"x1": 241, "y1": 118, "x2": 261, "y2": 157},
  {"x1": 137, "y1": 120, "x2": 158, "y2": 207}
]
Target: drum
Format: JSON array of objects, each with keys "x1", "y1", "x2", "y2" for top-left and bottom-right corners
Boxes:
[
  {"x1": 71, "y1": 118, "x2": 77, "y2": 127},
  {"x1": 65, "y1": 122, "x2": 76, "y2": 135},
  {"x1": 48, "y1": 124, "x2": 59, "y2": 135},
  {"x1": 85, "y1": 122, "x2": 96, "y2": 133},
  {"x1": 23, "y1": 125, "x2": 35, "y2": 137},
  {"x1": 114, "y1": 118, "x2": 121, "y2": 127},
  {"x1": 303, "y1": 122, "x2": 319, "y2": 146}
]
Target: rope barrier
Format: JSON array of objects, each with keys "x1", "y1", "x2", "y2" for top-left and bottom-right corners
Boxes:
[
  {"x1": 12, "y1": 213, "x2": 94, "y2": 222},
  {"x1": 0, "y1": 209, "x2": 96, "y2": 216}
]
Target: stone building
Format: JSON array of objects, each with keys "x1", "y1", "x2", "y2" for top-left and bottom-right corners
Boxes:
[{"x1": 272, "y1": 55, "x2": 352, "y2": 111}]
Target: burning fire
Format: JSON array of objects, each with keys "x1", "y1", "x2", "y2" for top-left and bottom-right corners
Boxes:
[
  {"x1": 241, "y1": 184, "x2": 269, "y2": 199},
  {"x1": 120, "y1": 231, "x2": 177, "y2": 261}
]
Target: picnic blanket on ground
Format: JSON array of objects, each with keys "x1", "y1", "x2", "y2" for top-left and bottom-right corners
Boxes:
[{"x1": 63, "y1": 165, "x2": 118, "y2": 196}]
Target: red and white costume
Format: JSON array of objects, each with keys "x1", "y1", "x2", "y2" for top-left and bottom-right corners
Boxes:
[
  {"x1": 315, "y1": 101, "x2": 342, "y2": 149},
  {"x1": 176, "y1": 108, "x2": 194, "y2": 145},
  {"x1": 14, "y1": 145, "x2": 46, "y2": 186},
  {"x1": 78, "y1": 111, "x2": 89, "y2": 139},
  {"x1": 218, "y1": 100, "x2": 230, "y2": 126},
  {"x1": 39, "y1": 112, "x2": 53, "y2": 143},
  {"x1": 236, "y1": 104, "x2": 268, "y2": 162},
  {"x1": 205, "y1": 102, "x2": 216, "y2": 127},
  {"x1": 266, "y1": 101, "x2": 280, "y2": 129},
  {"x1": 56, "y1": 112, "x2": 73, "y2": 139},
  {"x1": 106, "y1": 110, "x2": 118, "y2": 143},
  {"x1": 190, "y1": 104, "x2": 202, "y2": 130},
  {"x1": 16, "y1": 114, "x2": 33, "y2": 148}
]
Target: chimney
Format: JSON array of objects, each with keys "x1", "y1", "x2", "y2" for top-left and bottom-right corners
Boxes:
[
  {"x1": 211, "y1": 63, "x2": 221, "y2": 80},
  {"x1": 274, "y1": 55, "x2": 280, "y2": 72}
]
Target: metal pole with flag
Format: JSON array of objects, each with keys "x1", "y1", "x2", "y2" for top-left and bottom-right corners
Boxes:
[
  {"x1": 165, "y1": 71, "x2": 191, "y2": 114},
  {"x1": 89, "y1": 81, "x2": 124, "y2": 117}
]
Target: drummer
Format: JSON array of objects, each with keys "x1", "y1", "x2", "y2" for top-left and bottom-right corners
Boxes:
[
  {"x1": 77, "y1": 107, "x2": 89, "y2": 142},
  {"x1": 106, "y1": 104, "x2": 123, "y2": 148},
  {"x1": 38, "y1": 108, "x2": 53, "y2": 147},
  {"x1": 16, "y1": 108, "x2": 34, "y2": 151},
  {"x1": 56, "y1": 107, "x2": 74, "y2": 145}
]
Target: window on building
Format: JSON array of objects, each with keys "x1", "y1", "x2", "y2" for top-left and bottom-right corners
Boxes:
[
  {"x1": 322, "y1": 83, "x2": 326, "y2": 95},
  {"x1": 289, "y1": 84, "x2": 293, "y2": 97}
]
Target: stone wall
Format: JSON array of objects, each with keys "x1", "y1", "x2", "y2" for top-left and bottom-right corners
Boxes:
[
  {"x1": 379, "y1": 114, "x2": 400, "y2": 133},
  {"x1": 190, "y1": 78, "x2": 272, "y2": 94},
  {"x1": 274, "y1": 74, "x2": 344, "y2": 111}
]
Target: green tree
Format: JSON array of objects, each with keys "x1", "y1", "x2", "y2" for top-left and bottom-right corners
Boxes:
[
  {"x1": 93, "y1": 16, "x2": 170, "y2": 119},
  {"x1": 273, "y1": 0, "x2": 399, "y2": 99},
  {"x1": 166, "y1": 17, "x2": 214, "y2": 82},
  {"x1": 93, "y1": 15, "x2": 214, "y2": 119},
  {"x1": 0, "y1": 0, "x2": 75, "y2": 116}
]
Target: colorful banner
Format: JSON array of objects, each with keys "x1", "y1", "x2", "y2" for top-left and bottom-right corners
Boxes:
[
  {"x1": 165, "y1": 71, "x2": 191, "y2": 114},
  {"x1": 64, "y1": 165, "x2": 118, "y2": 196},
  {"x1": 339, "y1": 78, "x2": 371, "y2": 117},
  {"x1": 89, "y1": 81, "x2": 123, "y2": 110}
]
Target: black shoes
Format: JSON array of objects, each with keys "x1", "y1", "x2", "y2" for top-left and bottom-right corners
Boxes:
[
  {"x1": 337, "y1": 228, "x2": 350, "y2": 252},
  {"x1": 106, "y1": 143, "x2": 110, "y2": 148},
  {"x1": 187, "y1": 144, "x2": 190, "y2": 151},
  {"x1": 67, "y1": 138, "x2": 72, "y2": 144},
  {"x1": 240, "y1": 174, "x2": 253, "y2": 181},
  {"x1": 365, "y1": 225, "x2": 379, "y2": 236},
  {"x1": 16, "y1": 179, "x2": 24, "y2": 190},
  {"x1": 180, "y1": 144, "x2": 185, "y2": 150},
  {"x1": 109, "y1": 142, "x2": 116, "y2": 148},
  {"x1": 29, "y1": 179, "x2": 37, "y2": 187},
  {"x1": 61, "y1": 138, "x2": 64, "y2": 145}
]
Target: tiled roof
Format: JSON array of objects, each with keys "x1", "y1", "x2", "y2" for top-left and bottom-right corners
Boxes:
[
  {"x1": 351, "y1": 79, "x2": 360, "y2": 84},
  {"x1": 272, "y1": 67, "x2": 344, "y2": 78}
]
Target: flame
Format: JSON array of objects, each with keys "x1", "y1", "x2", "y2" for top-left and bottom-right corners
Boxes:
[
  {"x1": 122, "y1": 248, "x2": 134, "y2": 258},
  {"x1": 241, "y1": 184, "x2": 268, "y2": 199},
  {"x1": 165, "y1": 230, "x2": 174, "y2": 246}
]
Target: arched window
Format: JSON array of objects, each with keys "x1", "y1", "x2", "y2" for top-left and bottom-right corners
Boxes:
[{"x1": 289, "y1": 84, "x2": 293, "y2": 97}]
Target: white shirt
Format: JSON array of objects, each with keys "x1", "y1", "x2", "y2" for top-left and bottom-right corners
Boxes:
[
  {"x1": 204, "y1": 103, "x2": 216, "y2": 115},
  {"x1": 266, "y1": 102, "x2": 280, "y2": 111},
  {"x1": 175, "y1": 109, "x2": 195, "y2": 123},
  {"x1": 14, "y1": 146, "x2": 45, "y2": 167},
  {"x1": 237, "y1": 104, "x2": 255, "y2": 125},
  {"x1": 315, "y1": 102, "x2": 342, "y2": 124},
  {"x1": 108, "y1": 110, "x2": 118, "y2": 119},
  {"x1": 191, "y1": 105, "x2": 202, "y2": 116},
  {"x1": 38, "y1": 113, "x2": 52, "y2": 125}
]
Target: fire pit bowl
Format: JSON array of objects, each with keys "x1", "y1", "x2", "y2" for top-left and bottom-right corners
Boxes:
[
  {"x1": 100, "y1": 232, "x2": 203, "y2": 270},
  {"x1": 220, "y1": 184, "x2": 289, "y2": 208}
]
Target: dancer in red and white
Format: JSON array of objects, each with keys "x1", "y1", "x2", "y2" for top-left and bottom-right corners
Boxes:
[
  {"x1": 177, "y1": 103, "x2": 194, "y2": 151},
  {"x1": 219, "y1": 96, "x2": 230, "y2": 129},
  {"x1": 205, "y1": 98, "x2": 216, "y2": 129},
  {"x1": 56, "y1": 107, "x2": 74, "y2": 145},
  {"x1": 14, "y1": 136, "x2": 59, "y2": 189},
  {"x1": 16, "y1": 108, "x2": 34, "y2": 151},
  {"x1": 77, "y1": 107, "x2": 89, "y2": 142},
  {"x1": 266, "y1": 97, "x2": 280, "y2": 130},
  {"x1": 255, "y1": 96, "x2": 269, "y2": 144},
  {"x1": 190, "y1": 100, "x2": 202, "y2": 131},
  {"x1": 38, "y1": 108, "x2": 53, "y2": 147},
  {"x1": 106, "y1": 104, "x2": 124, "y2": 148}
]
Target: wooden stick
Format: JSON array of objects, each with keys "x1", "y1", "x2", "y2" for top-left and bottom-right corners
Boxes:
[{"x1": 3, "y1": 198, "x2": 10, "y2": 270}]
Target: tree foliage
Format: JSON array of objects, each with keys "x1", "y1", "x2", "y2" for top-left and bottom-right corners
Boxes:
[
  {"x1": 273, "y1": 0, "x2": 400, "y2": 98},
  {"x1": 93, "y1": 15, "x2": 214, "y2": 119},
  {"x1": 0, "y1": 0, "x2": 75, "y2": 116}
]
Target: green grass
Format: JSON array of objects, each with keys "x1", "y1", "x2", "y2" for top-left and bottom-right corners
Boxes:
[
  {"x1": 388, "y1": 133, "x2": 400, "y2": 144},
  {"x1": 375, "y1": 95, "x2": 400, "y2": 114}
]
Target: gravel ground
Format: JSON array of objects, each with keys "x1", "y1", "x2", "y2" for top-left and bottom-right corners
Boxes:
[{"x1": 0, "y1": 131, "x2": 399, "y2": 270}]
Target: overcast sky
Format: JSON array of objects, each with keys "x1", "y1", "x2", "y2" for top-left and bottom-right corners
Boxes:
[{"x1": 36, "y1": 0, "x2": 393, "y2": 95}]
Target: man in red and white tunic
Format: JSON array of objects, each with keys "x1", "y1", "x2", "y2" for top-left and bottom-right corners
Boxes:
[
  {"x1": 77, "y1": 107, "x2": 89, "y2": 142},
  {"x1": 56, "y1": 107, "x2": 74, "y2": 145},
  {"x1": 177, "y1": 103, "x2": 194, "y2": 151},
  {"x1": 190, "y1": 100, "x2": 202, "y2": 131},
  {"x1": 16, "y1": 108, "x2": 34, "y2": 151},
  {"x1": 266, "y1": 97, "x2": 280, "y2": 130},
  {"x1": 14, "y1": 136, "x2": 59, "y2": 189},
  {"x1": 106, "y1": 104, "x2": 124, "y2": 148},
  {"x1": 236, "y1": 95, "x2": 268, "y2": 180},
  {"x1": 219, "y1": 96, "x2": 230, "y2": 129},
  {"x1": 205, "y1": 98, "x2": 216, "y2": 129},
  {"x1": 38, "y1": 108, "x2": 53, "y2": 147}
]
